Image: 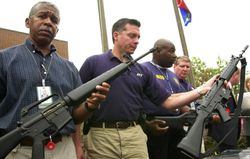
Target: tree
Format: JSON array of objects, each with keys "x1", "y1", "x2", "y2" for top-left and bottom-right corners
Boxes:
[{"x1": 191, "y1": 56, "x2": 226, "y2": 87}]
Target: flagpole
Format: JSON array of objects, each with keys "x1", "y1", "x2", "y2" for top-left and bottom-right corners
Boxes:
[
  {"x1": 172, "y1": 0, "x2": 196, "y2": 87},
  {"x1": 97, "y1": 0, "x2": 109, "y2": 53}
]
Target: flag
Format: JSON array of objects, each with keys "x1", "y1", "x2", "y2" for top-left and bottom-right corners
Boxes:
[{"x1": 176, "y1": 0, "x2": 192, "y2": 26}]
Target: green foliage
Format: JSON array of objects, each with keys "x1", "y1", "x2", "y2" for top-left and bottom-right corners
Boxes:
[{"x1": 191, "y1": 56, "x2": 226, "y2": 87}]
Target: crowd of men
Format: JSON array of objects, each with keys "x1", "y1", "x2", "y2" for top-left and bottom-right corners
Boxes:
[{"x1": 0, "y1": 1, "x2": 249, "y2": 159}]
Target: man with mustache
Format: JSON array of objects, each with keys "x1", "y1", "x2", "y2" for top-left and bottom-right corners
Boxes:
[{"x1": 0, "y1": 1, "x2": 109, "y2": 159}]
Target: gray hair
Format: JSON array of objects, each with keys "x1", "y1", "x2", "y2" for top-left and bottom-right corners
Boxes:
[{"x1": 29, "y1": 1, "x2": 60, "y2": 18}]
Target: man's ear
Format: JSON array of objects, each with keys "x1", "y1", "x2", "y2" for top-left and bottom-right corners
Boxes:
[
  {"x1": 113, "y1": 31, "x2": 119, "y2": 42},
  {"x1": 25, "y1": 18, "x2": 30, "y2": 28},
  {"x1": 156, "y1": 48, "x2": 161, "y2": 54},
  {"x1": 173, "y1": 64, "x2": 177, "y2": 69}
]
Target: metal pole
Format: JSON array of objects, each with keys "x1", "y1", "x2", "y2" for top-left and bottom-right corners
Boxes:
[
  {"x1": 97, "y1": 0, "x2": 109, "y2": 53},
  {"x1": 172, "y1": 0, "x2": 196, "y2": 87}
]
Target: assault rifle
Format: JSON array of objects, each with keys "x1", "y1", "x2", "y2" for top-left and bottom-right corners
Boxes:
[
  {"x1": 0, "y1": 48, "x2": 157, "y2": 159},
  {"x1": 146, "y1": 110, "x2": 197, "y2": 129},
  {"x1": 149, "y1": 110, "x2": 250, "y2": 129},
  {"x1": 177, "y1": 46, "x2": 248, "y2": 159}
]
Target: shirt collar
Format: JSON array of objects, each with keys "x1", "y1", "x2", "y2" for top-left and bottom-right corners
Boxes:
[
  {"x1": 108, "y1": 49, "x2": 133, "y2": 62},
  {"x1": 150, "y1": 61, "x2": 168, "y2": 71},
  {"x1": 25, "y1": 39, "x2": 56, "y2": 56}
]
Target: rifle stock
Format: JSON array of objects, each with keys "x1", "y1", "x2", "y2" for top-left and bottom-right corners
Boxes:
[
  {"x1": 177, "y1": 110, "x2": 207, "y2": 158},
  {"x1": 0, "y1": 128, "x2": 22, "y2": 158}
]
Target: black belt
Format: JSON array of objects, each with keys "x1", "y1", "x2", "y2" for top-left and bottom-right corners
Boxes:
[{"x1": 90, "y1": 121, "x2": 139, "y2": 129}]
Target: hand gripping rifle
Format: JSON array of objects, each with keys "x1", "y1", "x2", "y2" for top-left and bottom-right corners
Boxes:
[
  {"x1": 151, "y1": 111, "x2": 250, "y2": 130},
  {"x1": 147, "y1": 110, "x2": 197, "y2": 129},
  {"x1": 177, "y1": 46, "x2": 248, "y2": 159},
  {"x1": 0, "y1": 48, "x2": 157, "y2": 159}
]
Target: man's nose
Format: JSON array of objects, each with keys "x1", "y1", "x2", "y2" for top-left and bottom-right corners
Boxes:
[
  {"x1": 44, "y1": 17, "x2": 53, "y2": 25},
  {"x1": 183, "y1": 66, "x2": 189, "y2": 70},
  {"x1": 134, "y1": 37, "x2": 139, "y2": 44}
]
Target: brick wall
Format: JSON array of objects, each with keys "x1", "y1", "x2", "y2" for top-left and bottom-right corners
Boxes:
[{"x1": 0, "y1": 28, "x2": 68, "y2": 59}]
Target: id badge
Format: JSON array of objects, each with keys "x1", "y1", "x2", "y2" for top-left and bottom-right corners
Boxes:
[{"x1": 37, "y1": 86, "x2": 52, "y2": 109}]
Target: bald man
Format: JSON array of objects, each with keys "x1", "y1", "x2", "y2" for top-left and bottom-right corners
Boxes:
[{"x1": 142, "y1": 39, "x2": 190, "y2": 159}]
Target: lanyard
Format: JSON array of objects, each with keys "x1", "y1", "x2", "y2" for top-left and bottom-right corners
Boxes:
[
  {"x1": 25, "y1": 46, "x2": 53, "y2": 87},
  {"x1": 150, "y1": 62, "x2": 174, "y2": 93}
]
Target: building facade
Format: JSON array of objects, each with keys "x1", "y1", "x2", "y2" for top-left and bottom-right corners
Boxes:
[{"x1": 0, "y1": 28, "x2": 68, "y2": 59}]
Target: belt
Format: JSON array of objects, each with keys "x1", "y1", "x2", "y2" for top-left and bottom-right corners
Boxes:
[
  {"x1": 20, "y1": 134, "x2": 63, "y2": 147},
  {"x1": 90, "y1": 121, "x2": 139, "y2": 129}
]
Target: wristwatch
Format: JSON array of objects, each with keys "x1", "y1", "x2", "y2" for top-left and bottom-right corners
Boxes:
[{"x1": 195, "y1": 87, "x2": 203, "y2": 96}]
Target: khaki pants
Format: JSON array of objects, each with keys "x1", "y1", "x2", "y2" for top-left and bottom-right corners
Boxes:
[
  {"x1": 84, "y1": 125, "x2": 148, "y2": 159},
  {"x1": 5, "y1": 136, "x2": 76, "y2": 159}
]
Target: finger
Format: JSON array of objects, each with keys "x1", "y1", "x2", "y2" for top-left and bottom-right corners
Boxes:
[
  {"x1": 145, "y1": 120, "x2": 152, "y2": 124},
  {"x1": 96, "y1": 85, "x2": 110, "y2": 95},
  {"x1": 86, "y1": 98, "x2": 100, "y2": 108},
  {"x1": 153, "y1": 119, "x2": 166, "y2": 125},
  {"x1": 91, "y1": 92, "x2": 106, "y2": 101},
  {"x1": 96, "y1": 83, "x2": 110, "y2": 91},
  {"x1": 158, "y1": 126, "x2": 169, "y2": 131},
  {"x1": 102, "y1": 82, "x2": 111, "y2": 88},
  {"x1": 87, "y1": 95, "x2": 101, "y2": 103}
]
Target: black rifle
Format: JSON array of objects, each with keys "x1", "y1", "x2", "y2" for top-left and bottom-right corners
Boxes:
[
  {"x1": 150, "y1": 111, "x2": 250, "y2": 129},
  {"x1": 177, "y1": 46, "x2": 248, "y2": 159},
  {"x1": 146, "y1": 110, "x2": 197, "y2": 129},
  {"x1": 0, "y1": 48, "x2": 157, "y2": 159}
]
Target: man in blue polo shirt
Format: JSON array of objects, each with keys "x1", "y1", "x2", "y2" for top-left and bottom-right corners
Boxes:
[
  {"x1": 174, "y1": 56, "x2": 196, "y2": 110},
  {"x1": 79, "y1": 18, "x2": 217, "y2": 159},
  {"x1": 142, "y1": 39, "x2": 190, "y2": 159},
  {"x1": 174, "y1": 56, "x2": 194, "y2": 92}
]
